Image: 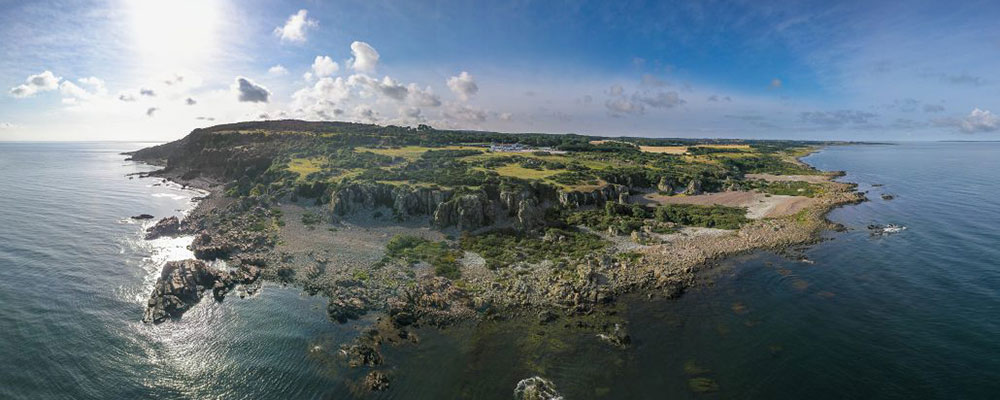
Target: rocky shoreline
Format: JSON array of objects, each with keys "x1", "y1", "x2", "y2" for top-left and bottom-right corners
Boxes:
[{"x1": 127, "y1": 143, "x2": 865, "y2": 392}]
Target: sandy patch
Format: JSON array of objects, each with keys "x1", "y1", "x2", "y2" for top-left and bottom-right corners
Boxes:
[
  {"x1": 632, "y1": 191, "x2": 816, "y2": 219},
  {"x1": 745, "y1": 173, "x2": 831, "y2": 184}
]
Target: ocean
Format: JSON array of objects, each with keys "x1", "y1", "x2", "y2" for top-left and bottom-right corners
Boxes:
[{"x1": 1, "y1": 142, "x2": 998, "y2": 399}]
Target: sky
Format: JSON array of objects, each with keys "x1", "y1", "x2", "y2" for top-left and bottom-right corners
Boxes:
[{"x1": 2, "y1": 0, "x2": 1000, "y2": 141}]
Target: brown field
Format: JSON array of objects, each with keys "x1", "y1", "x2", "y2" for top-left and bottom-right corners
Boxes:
[
  {"x1": 638, "y1": 145, "x2": 689, "y2": 154},
  {"x1": 631, "y1": 190, "x2": 816, "y2": 219}
]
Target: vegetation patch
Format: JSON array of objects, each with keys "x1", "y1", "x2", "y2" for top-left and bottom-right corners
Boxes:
[
  {"x1": 653, "y1": 204, "x2": 748, "y2": 229},
  {"x1": 384, "y1": 235, "x2": 462, "y2": 279},
  {"x1": 460, "y1": 228, "x2": 607, "y2": 270}
]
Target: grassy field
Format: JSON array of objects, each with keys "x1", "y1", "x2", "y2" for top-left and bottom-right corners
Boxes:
[
  {"x1": 287, "y1": 157, "x2": 324, "y2": 180},
  {"x1": 356, "y1": 145, "x2": 484, "y2": 160}
]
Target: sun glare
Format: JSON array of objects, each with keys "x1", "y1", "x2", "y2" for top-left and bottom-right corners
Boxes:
[{"x1": 125, "y1": 0, "x2": 222, "y2": 73}]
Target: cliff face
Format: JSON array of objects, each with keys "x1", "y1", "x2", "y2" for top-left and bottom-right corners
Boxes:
[
  {"x1": 328, "y1": 181, "x2": 561, "y2": 231},
  {"x1": 128, "y1": 127, "x2": 289, "y2": 182}
]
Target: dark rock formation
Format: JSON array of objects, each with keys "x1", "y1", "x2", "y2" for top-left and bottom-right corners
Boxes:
[
  {"x1": 558, "y1": 184, "x2": 629, "y2": 208},
  {"x1": 364, "y1": 371, "x2": 390, "y2": 391},
  {"x1": 433, "y1": 193, "x2": 491, "y2": 230},
  {"x1": 657, "y1": 176, "x2": 674, "y2": 193},
  {"x1": 145, "y1": 216, "x2": 180, "y2": 240},
  {"x1": 131, "y1": 214, "x2": 155, "y2": 220},
  {"x1": 684, "y1": 179, "x2": 703, "y2": 195},
  {"x1": 143, "y1": 260, "x2": 261, "y2": 323},
  {"x1": 881, "y1": 193, "x2": 895, "y2": 200}
]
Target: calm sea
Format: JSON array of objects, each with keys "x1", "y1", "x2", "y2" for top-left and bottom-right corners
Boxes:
[{"x1": 1, "y1": 142, "x2": 998, "y2": 399}]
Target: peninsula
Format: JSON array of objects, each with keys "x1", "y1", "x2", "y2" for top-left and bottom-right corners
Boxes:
[{"x1": 127, "y1": 120, "x2": 864, "y2": 391}]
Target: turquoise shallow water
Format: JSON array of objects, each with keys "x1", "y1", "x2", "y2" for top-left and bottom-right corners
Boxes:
[{"x1": 1, "y1": 142, "x2": 999, "y2": 399}]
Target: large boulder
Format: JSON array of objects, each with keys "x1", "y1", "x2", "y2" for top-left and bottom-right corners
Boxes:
[
  {"x1": 143, "y1": 260, "x2": 218, "y2": 323},
  {"x1": 145, "y1": 216, "x2": 181, "y2": 240},
  {"x1": 143, "y1": 260, "x2": 261, "y2": 323},
  {"x1": 433, "y1": 193, "x2": 491, "y2": 230}
]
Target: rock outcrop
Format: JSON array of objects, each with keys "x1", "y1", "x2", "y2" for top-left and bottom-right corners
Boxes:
[
  {"x1": 145, "y1": 216, "x2": 180, "y2": 240},
  {"x1": 558, "y1": 184, "x2": 629, "y2": 208},
  {"x1": 684, "y1": 179, "x2": 703, "y2": 195},
  {"x1": 143, "y1": 260, "x2": 261, "y2": 323}
]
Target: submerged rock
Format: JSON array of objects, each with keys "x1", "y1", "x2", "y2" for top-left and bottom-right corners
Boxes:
[
  {"x1": 131, "y1": 214, "x2": 155, "y2": 220},
  {"x1": 514, "y1": 376, "x2": 563, "y2": 400},
  {"x1": 364, "y1": 370, "x2": 390, "y2": 391},
  {"x1": 881, "y1": 193, "x2": 895, "y2": 200}
]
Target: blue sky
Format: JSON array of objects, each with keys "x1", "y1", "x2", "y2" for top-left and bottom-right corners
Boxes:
[{"x1": 2, "y1": 0, "x2": 1000, "y2": 141}]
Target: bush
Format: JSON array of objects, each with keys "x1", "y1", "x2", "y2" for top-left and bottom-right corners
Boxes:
[
  {"x1": 654, "y1": 204, "x2": 747, "y2": 229},
  {"x1": 385, "y1": 235, "x2": 462, "y2": 279}
]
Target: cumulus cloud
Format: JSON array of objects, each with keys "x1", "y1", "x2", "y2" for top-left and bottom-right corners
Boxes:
[
  {"x1": 77, "y1": 77, "x2": 106, "y2": 95},
  {"x1": 0, "y1": 122, "x2": 15, "y2": 129},
  {"x1": 498, "y1": 112, "x2": 513, "y2": 121},
  {"x1": 350, "y1": 75, "x2": 410, "y2": 101},
  {"x1": 185, "y1": 97, "x2": 197, "y2": 105},
  {"x1": 234, "y1": 77, "x2": 270, "y2": 103},
  {"x1": 443, "y1": 104, "x2": 487, "y2": 124},
  {"x1": 268, "y1": 65, "x2": 289, "y2": 76},
  {"x1": 607, "y1": 84, "x2": 624, "y2": 97},
  {"x1": 349, "y1": 41, "x2": 380, "y2": 73},
  {"x1": 353, "y1": 104, "x2": 378, "y2": 122},
  {"x1": 274, "y1": 9, "x2": 317, "y2": 43},
  {"x1": 447, "y1": 71, "x2": 478, "y2": 101},
  {"x1": 958, "y1": 108, "x2": 1000, "y2": 133},
  {"x1": 407, "y1": 84, "x2": 442, "y2": 107},
  {"x1": 311, "y1": 56, "x2": 339, "y2": 77},
  {"x1": 59, "y1": 81, "x2": 91, "y2": 99},
  {"x1": 799, "y1": 110, "x2": 877, "y2": 128},
  {"x1": 9, "y1": 70, "x2": 61, "y2": 98},
  {"x1": 400, "y1": 106, "x2": 423, "y2": 120}
]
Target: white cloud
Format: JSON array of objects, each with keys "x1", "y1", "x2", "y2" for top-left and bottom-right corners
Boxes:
[
  {"x1": 959, "y1": 108, "x2": 1000, "y2": 133},
  {"x1": 633, "y1": 90, "x2": 685, "y2": 109},
  {"x1": 233, "y1": 77, "x2": 270, "y2": 103},
  {"x1": 311, "y1": 56, "x2": 339, "y2": 77},
  {"x1": 447, "y1": 71, "x2": 478, "y2": 101},
  {"x1": 274, "y1": 9, "x2": 317, "y2": 43},
  {"x1": 140, "y1": 88, "x2": 156, "y2": 97},
  {"x1": 185, "y1": 97, "x2": 197, "y2": 105},
  {"x1": 407, "y1": 84, "x2": 442, "y2": 107},
  {"x1": 498, "y1": 112, "x2": 513, "y2": 121},
  {"x1": 349, "y1": 41, "x2": 380, "y2": 73},
  {"x1": 443, "y1": 104, "x2": 487, "y2": 123},
  {"x1": 59, "y1": 81, "x2": 91, "y2": 99},
  {"x1": 268, "y1": 65, "x2": 289, "y2": 76},
  {"x1": 118, "y1": 93, "x2": 137, "y2": 102},
  {"x1": 353, "y1": 104, "x2": 378, "y2": 122},
  {"x1": 146, "y1": 107, "x2": 158, "y2": 117},
  {"x1": 0, "y1": 122, "x2": 15, "y2": 129},
  {"x1": 9, "y1": 70, "x2": 61, "y2": 98},
  {"x1": 77, "y1": 77, "x2": 107, "y2": 95}
]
